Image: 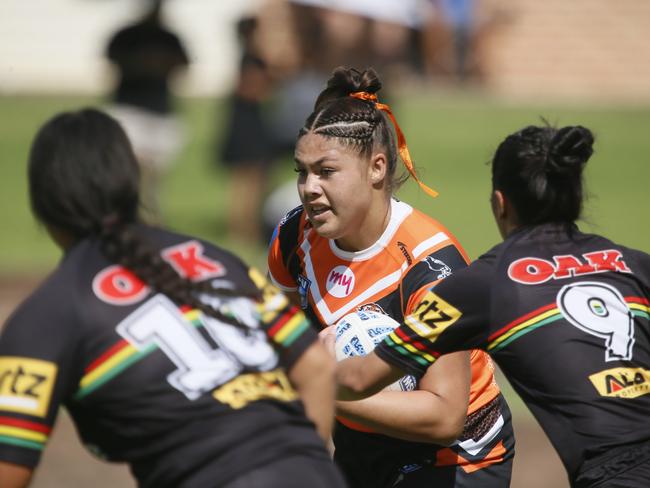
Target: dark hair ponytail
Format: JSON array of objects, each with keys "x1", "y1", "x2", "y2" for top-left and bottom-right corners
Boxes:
[
  {"x1": 491, "y1": 124, "x2": 594, "y2": 225},
  {"x1": 29, "y1": 108, "x2": 258, "y2": 328},
  {"x1": 299, "y1": 66, "x2": 406, "y2": 192}
]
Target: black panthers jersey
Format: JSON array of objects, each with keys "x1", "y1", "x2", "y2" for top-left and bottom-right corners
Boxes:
[
  {"x1": 376, "y1": 223, "x2": 650, "y2": 483},
  {"x1": 0, "y1": 225, "x2": 328, "y2": 487}
]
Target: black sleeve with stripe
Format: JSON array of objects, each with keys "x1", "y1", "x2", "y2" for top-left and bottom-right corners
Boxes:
[
  {"x1": 276, "y1": 206, "x2": 305, "y2": 282},
  {"x1": 400, "y1": 244, "x2": 469, "y2": 313},
  {"x1": 377, "y1": 261, "x2": 492, "y2": 379}
]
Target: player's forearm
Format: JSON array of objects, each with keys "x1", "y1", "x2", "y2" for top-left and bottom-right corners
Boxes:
[
  {"x1": 335, "y1": 353, "x2": 403, "y2": 401},
  {"x1": 336, "y1": 390, "x2": 465, "y2": 444},
  {"x1": 288, "y1": 341, "x2": 337, "y2": 442},
  {"x1": 0, "y1": 461, "x2": 33, "y2": 488}
]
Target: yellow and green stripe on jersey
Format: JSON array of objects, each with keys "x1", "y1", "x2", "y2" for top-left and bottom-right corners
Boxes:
[
  {"x1": 76, "y1": 308, "x2": 219, "y2": 400},
  {"x1": 0, "y1": 416, "x2": 51, "y2": 451},
  {"x1": 383, "y1": 294, "x2": 650, "y2": 365},
  {"x1": 488, "y1": 296, "x2": 650, "y2": 353},
  {"x1": 75, "y1": 304, "x2": 310, "y2": 400}
]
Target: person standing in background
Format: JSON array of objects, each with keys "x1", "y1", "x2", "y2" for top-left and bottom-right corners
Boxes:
[{"x1": 106, "y1": 0, "x2": 189, "y2": 222}]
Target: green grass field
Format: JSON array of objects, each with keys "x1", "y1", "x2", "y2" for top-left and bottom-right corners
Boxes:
[{"x1": 1, "y1": 93, "x2": 648, "y2": 276}]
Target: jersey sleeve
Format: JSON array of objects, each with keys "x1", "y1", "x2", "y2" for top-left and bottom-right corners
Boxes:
[
  {"x1": 0, "y1": 283, "x2": 83, "y2": 469},
  {"x1": 401, "y1": 242, "x2": 470, "y2": 315},
  {"x1": 248, "y1": 268, "x2": 317, "y2": 369},
  {"x1": 376, "y1": 260, "x2": 492, "y2": 379},
  {"x1": 267, "y1": 206, "x2": 304, "y2": 292}
]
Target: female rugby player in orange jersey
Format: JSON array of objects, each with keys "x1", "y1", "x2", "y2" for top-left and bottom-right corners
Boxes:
[{"x1": 268, "y1": 67, "x2": 514, "y2": 488}]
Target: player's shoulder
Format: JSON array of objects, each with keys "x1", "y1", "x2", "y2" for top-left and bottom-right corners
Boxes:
[
  {"x1": 138, "y1": 225, "x2": 255, "y2": 291},
  {"x1": 399, "y1": 202, "x2": 459, "y2": 244},
  {"x1": 277, "y1": 205, "x2": 306, "y2": 230},
  {"x1": 269, "y1": 205, "x2": 307, "y2": 247},
  {"x1": 2, "y1": 263, "x2": 80, "y2": 340}
]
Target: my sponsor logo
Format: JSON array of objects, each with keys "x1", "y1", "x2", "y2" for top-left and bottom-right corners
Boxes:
[
  {"x1": 589, "y1": 367, "x2": 650, "y2": 399},
  {"x1": 0, "y1": 357, "x2": 57, "y2": 417},
  {"x1": 508, "y1": 250, "x2": 631, "y2": 285},
  {"x1": 326, "y1": 266, "x2": 355, "y2": 298}
]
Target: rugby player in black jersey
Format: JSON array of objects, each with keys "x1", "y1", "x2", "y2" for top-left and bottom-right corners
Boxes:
[
  {"x1": 0, "y1": 109, "x2": 346, "y2": 488},
  {"x1": 329, "y1": 124, "x2": 650, "y2": 487}
]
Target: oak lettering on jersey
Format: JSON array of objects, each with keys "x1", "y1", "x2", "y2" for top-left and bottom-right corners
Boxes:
[
  {"x1": 509, "y1": 250, "x2": 631, "y2": 285},
  {"x1": 93, "y1": 241, "x2": 226, "y2": 305},
  {"x1": 93, "y1": 265, "x2": 150, "y2": 305},
  {"x1": 162, "y1": 241, "x2": 225, "y2": 281}
]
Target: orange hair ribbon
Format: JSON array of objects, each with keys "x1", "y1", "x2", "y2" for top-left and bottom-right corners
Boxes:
[{"x1": 349, "y1": 91, "x2": 438, "y2": 198}]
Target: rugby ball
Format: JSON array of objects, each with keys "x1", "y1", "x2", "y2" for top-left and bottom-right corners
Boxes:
[{"x1": 334, "y1": 310, "x2": 417, "y2": 392}]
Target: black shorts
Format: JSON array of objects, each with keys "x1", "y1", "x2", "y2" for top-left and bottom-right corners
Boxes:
[
  {"x1": 221, "y1": 453, "x2": 347, "y2": 488},
  {"x1": 335, "y1": 394, "x2": 515, "y2": 488},
  {"x1": 574, "y1": 438, "x2": 650, "y2": 488}
]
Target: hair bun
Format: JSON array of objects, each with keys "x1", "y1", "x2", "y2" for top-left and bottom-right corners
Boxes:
[
  {"x1": 547, "y1": 125, "x2": 594, "y2": 176},
  {"x1": 314, "y1": 66, "x2": 382, "y2": 111}
]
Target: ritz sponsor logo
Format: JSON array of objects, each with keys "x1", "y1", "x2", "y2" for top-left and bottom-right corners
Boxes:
[
  {"x1": 410, "y1": 291, "x2": 461, "y2": 335},
  {"x1": 326, "y1": 266, "x2": 355, "y2": 298},
  {"x1": 0, "y1": 357, "x2": 57, "y2": 417},
  {"x1": 589, "y1": 367, "x2": 650, "y2": 399},
  {"x1": 508, "y1": 249, "x2": 631, "y2": 285}
]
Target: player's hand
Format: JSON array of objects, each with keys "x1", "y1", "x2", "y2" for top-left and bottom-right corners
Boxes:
[{"x1": 318, "y1": 325, "x2": 336, "y2": 358}]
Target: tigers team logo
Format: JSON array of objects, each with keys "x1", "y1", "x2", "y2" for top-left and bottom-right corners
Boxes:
[
  {"x1": 424, "y1": 256, "x2": 452, "y2": 280},
  {"x1": 357, "y1": 302, "x2": 387, "y2": 315},
  {"x1": 326, "y1": 266, "x2": 355, "y2": 298}
]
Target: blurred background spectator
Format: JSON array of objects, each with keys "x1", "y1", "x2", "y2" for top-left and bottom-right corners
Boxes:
[
  {"x1": 106, "y1": 0, "x2": 189, "y2": 222},
  {"x1": 216, "y1": 15, "x2": 274, "y2": 244}
]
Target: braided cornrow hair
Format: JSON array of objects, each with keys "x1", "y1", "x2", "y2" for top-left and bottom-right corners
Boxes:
[
  {"x1": 299, "y1": 66, "x2": 407, "y2": 193},
  {"x1": 28, "y1": 108, "x2": 259, "y2": 329}
]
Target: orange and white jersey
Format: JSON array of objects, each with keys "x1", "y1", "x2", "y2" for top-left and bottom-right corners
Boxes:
[{"x1": 268, "y1": 199, "x2": 501, "y2": 416}]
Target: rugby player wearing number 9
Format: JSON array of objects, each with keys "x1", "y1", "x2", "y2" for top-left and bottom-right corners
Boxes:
[{"x1": 334, "y1": 310, "x2": 417, "y2": 392}]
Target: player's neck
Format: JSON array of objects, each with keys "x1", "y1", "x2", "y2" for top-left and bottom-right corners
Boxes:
[{"x1": 335, "y1": 197, "x2": 391, "y2": 252}]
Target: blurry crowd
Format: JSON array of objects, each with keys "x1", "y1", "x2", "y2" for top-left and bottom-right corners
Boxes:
[{"x1": 105, "y1": 0, "x2": 505, "y2": 244}]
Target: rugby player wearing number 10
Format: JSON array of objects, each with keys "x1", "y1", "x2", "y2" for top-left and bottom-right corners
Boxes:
[
  {"x1": 0, "y1": 109, "x2": 346, "y2": 488},
  {"x1": 332, "y1": 125, "x2": 650, "y2": 487}
]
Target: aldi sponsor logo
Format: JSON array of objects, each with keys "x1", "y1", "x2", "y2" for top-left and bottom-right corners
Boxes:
[{"x1": 589, "y1": 367, "x2": 650, "y2": 398}]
